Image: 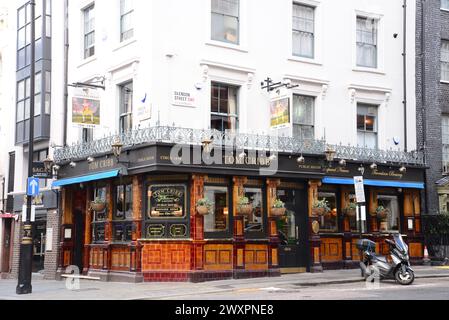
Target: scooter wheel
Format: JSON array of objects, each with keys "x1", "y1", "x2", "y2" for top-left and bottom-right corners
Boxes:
[{"x1": 395, "y1": 267, "x2": 415, "y2": 286}]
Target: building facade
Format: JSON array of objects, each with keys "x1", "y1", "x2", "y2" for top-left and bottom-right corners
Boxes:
[
  {"x1": 1, "y1": 0, "x2": 427, "y2": 282},
  {"x1": 417, "y1": 0, "x2": 449, "y2": 216}
]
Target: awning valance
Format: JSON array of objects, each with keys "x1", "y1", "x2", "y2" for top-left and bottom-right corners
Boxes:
[
  {"x1": 322, "y1": 177, "x2": 424, "y2": 190},
  {"x1": 52, "y1": 170, "x2": 121, "y2": 188}
]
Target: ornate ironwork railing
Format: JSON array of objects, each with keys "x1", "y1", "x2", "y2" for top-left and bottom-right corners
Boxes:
[{"x1": 53, "y1": 126, "x2": 425, "y2": 166}]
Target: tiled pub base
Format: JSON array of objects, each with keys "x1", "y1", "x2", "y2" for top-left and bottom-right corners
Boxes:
[{"x1": 142, "y1": 269, "x2": 281, "y2": 283}]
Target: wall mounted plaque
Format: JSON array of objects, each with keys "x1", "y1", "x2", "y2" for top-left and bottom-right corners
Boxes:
[
  {"x1": 169, "y1": 224, "x2": 187, "y2": 238},
  {"x1": 147, "y1": 224, "x2": 165, "y2": 238},
  {"x1": 148, "y1": 185, "x2": 186, "y2": 219}
]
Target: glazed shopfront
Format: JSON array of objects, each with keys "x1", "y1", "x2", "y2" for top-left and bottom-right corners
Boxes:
[{"x1": 52, "y1": 138, "x2": 426, "y2": 282}]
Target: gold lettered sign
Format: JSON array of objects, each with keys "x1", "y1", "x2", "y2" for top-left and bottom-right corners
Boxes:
[
  {"x1": 148, "y1": 185, "x2": 186, "y2": 219},
  {"x1": 147, "y1": 224, "x2": 165, "y2": 238},
  {"x1": 169, "y1": 224, "x2": 187, "y2": 238}
]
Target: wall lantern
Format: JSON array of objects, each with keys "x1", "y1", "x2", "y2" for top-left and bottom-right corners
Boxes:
[
  {"x1": 87, "y1": 157, "x2": 95, "y2": 164},
  {"x1": 112, "y1": 138, "x2": 124, "y2": 160},
  {"x1": 358, "y1": 165, "x2": 365, "y2": 176},
  {"x1": 202, "y1": 137, "x2": 214, "y2": 154},
  {"x1": 370, "y1": 163, "x2": 378, "y2": 170},
  {"x1": 297, "y1": 155, "x2": 306, "y2": 165},
  {"x1": 69, "y1": 161, "x2": 77, "y2": 168},
  {"x1": 324, "y1": 147, "x2": 336, "y2": 163},
  {"x1": 399, "y1": 166, "x2": 407, "y2": 173},
  {"x1": 339, "y1": 159, "x2": 347, "y2": 167},
  {"x1": 43, "y1": 157, "x2": 54, "y2": 172}
]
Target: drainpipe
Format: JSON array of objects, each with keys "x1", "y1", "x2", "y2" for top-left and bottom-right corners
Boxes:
[
  {"x1": 420, "y1": 0, "x2": 430, "y2": 215},
  {"x1": 63, "y1": 0, "x2": 69, "y2": 147},
  {"x1": 403, "y1": 0, "x2": 408, "y2": 152}
]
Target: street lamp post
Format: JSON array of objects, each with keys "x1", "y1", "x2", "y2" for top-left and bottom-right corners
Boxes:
[{"x1": 16, "y1": 0, "x2": 36, "y2": 295}]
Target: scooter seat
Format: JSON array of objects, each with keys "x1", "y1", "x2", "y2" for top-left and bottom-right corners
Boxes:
[{"x1": 372, "y1": 255, "x2": 388, "y2": 263}]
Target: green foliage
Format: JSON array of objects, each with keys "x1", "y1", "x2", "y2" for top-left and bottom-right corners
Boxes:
[
  {"x1": 424, "y1": 213, "x2": 449, "y2": 235},
  {"x1": 196, "y1": 198, "x2": 213, "y2": 208},
  {"x1": 237, "y1": 196, "x2": 250, "y2": 206},
  {"x1": 272, "y1": 199, "x2": 285, "y2": 209},
  {"x1": 92, "y1": 197, "x2": 105, "y2": 204},
  {"x1": 313, "y1": 199, "x2": 330, "y2": 212},
  {"x1": 346, "y1": 202, "x2": 358, "y2": 211}
]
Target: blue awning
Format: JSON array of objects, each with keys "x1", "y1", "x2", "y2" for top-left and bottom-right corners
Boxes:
[
  {"x1": 52, "y1": 170, "x2": 121, "y2": 188},
  {"x1": 322, "y1": 177, "x2": 425, "y2": 190}
]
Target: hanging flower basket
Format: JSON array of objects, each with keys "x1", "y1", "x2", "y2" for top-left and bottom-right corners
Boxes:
[
  {"x1": 376, "y1": 206, "x2": 389, "y2": 219},
  {"x1": 196, "y1": 198, "x2": 212, "y2": 216},
  {"x1": 237, "y1": 204, "x2": 253, "y2": 216},
  {"x1": 271, "y1": 207, "x2": 287, "y2": 217},
  {"x1": 312, "y1": 207, "x2": 327, "y2": 217},
  {"x1": 345, "y1": 209, "x2": 357, "y2": 218},
  {"x1": 196, "y1": 205, "x2": 210, "y2": 216},
  {"x1": 90, "y1": 200, "x2": 106, "y2": 212}
]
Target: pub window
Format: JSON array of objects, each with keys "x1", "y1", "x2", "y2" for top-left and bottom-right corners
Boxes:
[
  {"x1": 243, "y1": 187, "x2": 264, "y2": 235},
  {"x1": 347, "y1": 194, "x2": 358, "y2": 233},
  {"x1": 276, "y1": 189, "x2": 297, "y2": 246},
  {"x1": 357, "y1": 103, "x2": 378, "y2": 149},
  {"x1": 442, "y1": 40, "x2": 449, "y2": 82},
  {"x1": 211, "y1": 82, "x2": 239, "y2": 133},
  {"x1": 146, "y1": 184, "x2": 189, "y2": 239},
  {"x1": 119, "y1": 81, "x2": 133, "y2": 133},
  {"x1": 292, "y1": 3, "x2": 315, "y2": 59},
  {"x1": 204, "y1": 185, "x2": 230, "y2": 235},
  {"x1": 377, "y1": 195, "x2": 400, "y2": 233},
  {"x1": 112, "y1": 182, "x2": 133, "y2": 242},
  {"x1": 91, "y1": 184, "x2": 107, "y2": 243},
  {"x1": 83, "y1": 4, "x2": 95, "y2": 59},
  {"x1": 211, "y1": 0, "x2": 239, "y2": 44},
  {"x1": 293, "y1": 94, "x2": 315, "y2": 139},
  {"x1": 318, "y1": 192, "x2": 338, "y2": 233},
  {"x1": 356, "y1": 16, "x2": 378, "y2": 68}
]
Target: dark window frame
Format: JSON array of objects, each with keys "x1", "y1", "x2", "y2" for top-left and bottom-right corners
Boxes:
[
  {"x1": 204, "y1": 179, "x2": 233, "y2": 240},
  {"x1": 243, "y1": 181, "x2": 268, "y2": 240},
  {"x1": 210, "y1": 82, "x2": 239, "y2": 133}
]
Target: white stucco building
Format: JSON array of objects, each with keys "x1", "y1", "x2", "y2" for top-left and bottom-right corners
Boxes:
[{"x1": 0, "y1": 0, "x2": 424, "y2": 280}]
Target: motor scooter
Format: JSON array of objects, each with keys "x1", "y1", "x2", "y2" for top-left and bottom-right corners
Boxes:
[{"x1": 357, "y1": 233, "x2": 415, "y2": 285}]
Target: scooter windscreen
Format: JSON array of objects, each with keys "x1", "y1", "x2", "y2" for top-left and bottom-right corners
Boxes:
[{"x1": 393, "y1": 234, "x2": 409, "y2": 253}]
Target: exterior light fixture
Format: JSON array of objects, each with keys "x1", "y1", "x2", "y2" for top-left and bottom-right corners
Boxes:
[
  {"x1": 269, "y1": 154, "x2": 277, "y2": 161},
  {"x1": 112, "y1": 138, "x2": 124, "y2": 160},
  {"x1": 324, "y1": 147, "x2": 336, "y2": 162},
  {"x1": 399, "y1": 166, "x2": 407, "y2": 173},
  {"x1": 339, "y1": 159, "x2": 347, "y2": 167},
  {"x1": 370, "y1": 163, "x2": 378, "y2": 170},
  {"x1": 53, "y1": 165, "x2": 60, "y2": 173},
  {"x1": 297, "y1": 155, "x2": 305, "y2": 165},
  {"x1": 358, "y1": 165, "x2": 365, "y2": 176},
  {"x1": 69, "y1": 162, "x2": 77, "y2": 168},
  {"x1": 87, "y1": 157, "x2": 95, "y2": 164},
  {"x1": 43, "y1": 157, "x2": 54, "y2": 172},
  {"x1": 238, "y1": 151, "x2": 246, "y2": 159},
  {"x1": 201, "y1": 137, "x2": 214, "y2": 154}
]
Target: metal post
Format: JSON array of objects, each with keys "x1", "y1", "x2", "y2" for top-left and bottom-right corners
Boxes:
[{"x1": 16, "y1": 0, "x2": 36, "y2": 295}]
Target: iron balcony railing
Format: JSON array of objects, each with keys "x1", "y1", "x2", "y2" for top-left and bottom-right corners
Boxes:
[{"x1": 53, "y1": 126, "x2": 425, "y2": 166}]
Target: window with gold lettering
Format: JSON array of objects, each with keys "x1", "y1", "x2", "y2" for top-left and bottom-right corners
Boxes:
[{"x1": 144, "y1": 184, "x2": 189, "y2": 239}]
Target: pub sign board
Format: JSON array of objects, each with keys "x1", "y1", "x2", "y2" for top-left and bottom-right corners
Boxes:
[
  {"x1": 32, "y1": 162, "x2": 52, "y2": 179},
  {"x1": 148, "y1": 185, "x2": 186, "y2": 219}
]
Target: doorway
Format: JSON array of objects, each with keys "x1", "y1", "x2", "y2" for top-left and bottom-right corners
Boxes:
[
  {"x1": 73, "y1": 209, "x2": 85, "y2": 273},
  {"x1": 277, "y1": 188, "x2": 309, "y2": 272},
  {"x1": 32, "y1": 217, "x2": 46, "y2": 273},
  {"x1": 1, "y1": 219, "x2": 12, "y2": 273}
]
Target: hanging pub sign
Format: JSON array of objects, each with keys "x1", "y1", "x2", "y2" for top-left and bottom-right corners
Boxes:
[
  {"x1": 72, "y1": 88, "x2": 101, "y2": 128},
  {"x1": 148, "y1": 185, "x2": 186, "y2": 219},
  {"x1": 270, "y1": 87, "x2": 292, "y2": 129},
  {"x1": 32, "y1": 162, "x2": 52, "y2": 179}
]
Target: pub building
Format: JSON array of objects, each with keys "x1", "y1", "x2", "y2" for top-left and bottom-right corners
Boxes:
[{"x1": 51, "y1": 127, "x2": 426, "y2": 282}]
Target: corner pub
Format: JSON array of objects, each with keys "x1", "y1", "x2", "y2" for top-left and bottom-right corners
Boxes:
[{"x1": 51, "y1": 127, "x2": 426, "y2": 282}]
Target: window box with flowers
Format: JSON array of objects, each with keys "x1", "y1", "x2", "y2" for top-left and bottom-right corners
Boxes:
[
  {"x1": 90, "y1": 197, "x2": 106, "y2": 212},
  {"x1": 344, "y1": 202, "x2": 358, "y2": 218}
]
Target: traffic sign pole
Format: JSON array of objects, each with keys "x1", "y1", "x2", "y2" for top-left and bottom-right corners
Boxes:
[{"x1": 17, "y1": 0, "x2": 36, "y2": 295}]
